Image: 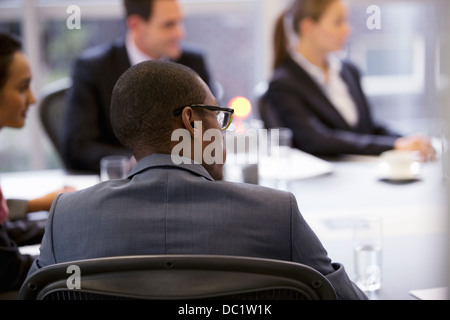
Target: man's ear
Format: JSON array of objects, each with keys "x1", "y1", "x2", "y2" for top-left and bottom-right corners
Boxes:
[
  {"x1": 126, "y1": 14, "x2": 144, "y2": 33},
  {"x1": 181, "y1": 107, "x2": 197, "y2": 136}
]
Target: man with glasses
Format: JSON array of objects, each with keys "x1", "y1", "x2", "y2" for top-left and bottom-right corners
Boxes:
[
  {"x1": 62, "y1": 0, "x2": 214, "y2": 173},
  {"x1": 27, "y1": 60, "x2": 367, "y2": 300},
  {"x1": 172, "y1": 105, "x2": 234, "y2": 131}
]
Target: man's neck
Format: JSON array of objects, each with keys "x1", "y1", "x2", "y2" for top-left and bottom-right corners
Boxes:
[{"x1": 126, "y1": 32, "x2": 160, "y2": 63}]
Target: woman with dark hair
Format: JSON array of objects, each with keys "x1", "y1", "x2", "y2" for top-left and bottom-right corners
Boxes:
[
  {"x1": 0, "y1": 32, "x2": 74, "y2": 293},
  {"x1": 264, "y1": 0, "x2": 436, "y2": 160}
]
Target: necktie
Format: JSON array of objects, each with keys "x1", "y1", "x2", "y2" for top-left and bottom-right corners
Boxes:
[{"x1": 0, "y1": 186, "x2": 9, "y2": 224}]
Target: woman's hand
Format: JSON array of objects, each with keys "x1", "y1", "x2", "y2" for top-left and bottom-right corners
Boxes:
[
  {"x1": 394, "y1": 135, "x2": 436, "y2": 162},
  {"x1": 26, "y1": 186, "x2": 77, "y2": 213}
]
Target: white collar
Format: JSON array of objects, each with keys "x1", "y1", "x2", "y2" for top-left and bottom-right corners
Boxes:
[
  {"x1": 125, "y1": 33, "x2": 153, "y2": 66},
  {"x1": 289, "y1": 49, "x2": 342, "y2": 86},
  {"x1": 289, "y1": 50, "x2": 359, "y2": 127}
]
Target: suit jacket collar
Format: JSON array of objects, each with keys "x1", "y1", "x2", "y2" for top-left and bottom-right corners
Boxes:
[
  {"x1": 338, "y1": 65, "x2": 369, "y2": 132},
  {"x1": 114, "y1": 37, "x2": 132, "y2": 71},
  {"x1": 284, "y1": 55, "x2": 369, "y2": 131},
  {"x1": 284, "y1": 56, "x2": 353, "y2": 130},
  {"x1": 128, "y1": 153, "x2": 215, "y2": 182},
  {"x1": 125, "y1": 34, "x2": 153, "y2": 66},
  {"x1": 117, "y1": 36, "x2": 186, "y2": 68}
]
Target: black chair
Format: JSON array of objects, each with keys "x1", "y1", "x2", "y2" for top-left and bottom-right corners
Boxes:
[
  {"x1": 38, "y1": 77, "x2": 72, "y2": 166},
  {"x1": 253, "y1": 81, "x2": 283, "y2": 129},
  {"x1": 17, "y1": 255, "x2": 337, "y2": 300}
]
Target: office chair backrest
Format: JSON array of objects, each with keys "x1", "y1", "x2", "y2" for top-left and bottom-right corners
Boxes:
[
  {"x1": 254, "y1": 81, "x2": 283, "y2": 129},
  {"x1": 38, "y1": 77, "x2": 72, "y2": 165},
  {"x1": 18, "y1": 255, "x2": 337, "y2": 300}
]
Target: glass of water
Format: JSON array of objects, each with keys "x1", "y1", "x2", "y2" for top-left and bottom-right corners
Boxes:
[
  {"x1": 100, "y1": 155, "x2": 130, "y2": 181},
  {"x1": 268, "y1": 128, "x2": 293, "y2": 191},
  {"x1": 353, "y1": 216, "x2": 382, "y2": 292}
]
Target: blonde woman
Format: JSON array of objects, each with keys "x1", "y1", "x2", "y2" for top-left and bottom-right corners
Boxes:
[{"x1": 264, "y1": 0, "x2": 435, "y2": 160}]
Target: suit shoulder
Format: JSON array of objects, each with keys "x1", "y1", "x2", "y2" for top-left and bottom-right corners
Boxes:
[
  {"x1": 76, "y1": 38, "x2": 125, "y2": 65},
  {"x1": 271, "y1": 56, "x2": 309, "y2": 82},
  {"x1": 341, "y1": 60, "x2": 363, "y2": 76},
  {"x1": 218, "y1": 180, "x2": 295, "y2": 204},
  {"x1": 269, "y1": 59, "x2": 308, "y2": 93},
  {"x1": 180, "y1": 43, "x2": 206, "y2": 59}
]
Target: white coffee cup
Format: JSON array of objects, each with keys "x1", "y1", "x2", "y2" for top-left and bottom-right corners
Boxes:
[{"x1": 378, "y1": 150, "x2": 422, "y2": 180}]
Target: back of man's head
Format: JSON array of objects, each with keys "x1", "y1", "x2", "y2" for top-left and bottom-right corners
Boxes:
[{"x1": 111, "y1": 60, "x2": 207, "y2": 158}]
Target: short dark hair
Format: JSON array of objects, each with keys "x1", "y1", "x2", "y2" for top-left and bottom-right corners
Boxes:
[
  {"x1": 0, "y1": 32, "x2": 22, "y2": 90},
  {"x1": 111, "y1": 60, "x2": 207, "y2": 156},
  {"x1": 123, "y1": 0, "x2": 154, "y2": 20}
]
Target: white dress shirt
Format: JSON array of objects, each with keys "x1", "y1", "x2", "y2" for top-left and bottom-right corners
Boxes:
[
  {"x1": 290, "y1": 50, "x2": 359, "y2": 127},
  {"x1": 125, "y1": 34, "x2": 153, "y2": 66}
]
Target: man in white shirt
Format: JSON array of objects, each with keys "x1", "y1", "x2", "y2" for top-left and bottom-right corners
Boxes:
[{"x1": 61, "y1": 0, "x2": 213, "y2": 172}]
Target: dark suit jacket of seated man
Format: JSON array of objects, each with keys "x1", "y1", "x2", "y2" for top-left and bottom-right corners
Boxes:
[
  {"x1": 27, "y1": 60, "x2": 367, "y2": 300},
  {"x1": 61, "y1": 0, "x2": 213, "y2": 173}
]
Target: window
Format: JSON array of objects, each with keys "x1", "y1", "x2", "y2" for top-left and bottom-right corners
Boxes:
[
  {"x1": 0, "y1": 0, "x2": 281, "y2": 172},
  {"x1": 345, "y1": 0, "x2": 444, "y2": 136},
  {"x1": 0, "y1": 0, "x2": 446, "y2": 172}
]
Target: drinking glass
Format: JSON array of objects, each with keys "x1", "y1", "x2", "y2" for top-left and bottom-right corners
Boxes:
[
  {"x1": 223, "y1": 122, "x2": 259, "y2": 184},
  {"x1": 353, "y1": 216, "x2": 383, "y2": 292},
  {"x1": 268, "y1": 127, "x2": 293, "y2": 190},
  {"x1": 100, "y1": 155, "x2": 129, "y2": 181}
]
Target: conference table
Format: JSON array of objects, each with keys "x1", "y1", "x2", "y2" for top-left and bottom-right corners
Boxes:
[
  {"x1": 258, "y1": 152, "x2": 449, "y2": 300},
  {"x1": 1, "y1": 151, "x2": 448, "y2": 300}
]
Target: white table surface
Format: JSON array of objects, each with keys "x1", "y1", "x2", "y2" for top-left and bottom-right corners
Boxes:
[
  {"x1": 260, "y1": 153, "x2": 449, "y2": 300},
  {"x1": 1, "y1": 153, "x2": 449, "y2": 300}
]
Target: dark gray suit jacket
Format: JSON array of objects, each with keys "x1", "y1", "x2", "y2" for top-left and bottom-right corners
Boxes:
[
  {"x1": 264, "y1": 56, "x2": 401, "y2": 157},
  {"x1": 61, "y1": 38, "x2": 212, "y2": 172},
  {"x1": 27, "y1": 154, "x2": 367, "y2": 300}
]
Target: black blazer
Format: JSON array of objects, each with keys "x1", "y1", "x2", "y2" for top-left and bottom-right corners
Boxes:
[
  {"x1": 0, "y1": 220, "x2": 45, "y2": 292},
  {"x1": 264, "y1": 55, "x2": 401, "y2": 157},
  {"x1": 62, "y1": 38, "x2": 212, "y2": 172}
]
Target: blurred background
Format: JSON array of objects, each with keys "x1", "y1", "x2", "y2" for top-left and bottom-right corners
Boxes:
[{"x1": 0, "y1": 0, "x2": 447, "y2": 172}]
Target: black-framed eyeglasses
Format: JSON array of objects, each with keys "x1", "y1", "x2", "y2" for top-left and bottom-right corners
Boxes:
[{"x1": 173, "y1": 104, "x2": 234, "y2": 131}]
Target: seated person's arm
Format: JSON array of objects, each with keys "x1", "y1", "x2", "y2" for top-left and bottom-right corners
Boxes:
[
  {"x1": 267, "y1": 86, "x2": 399, "y2": 156},
  {"x1": 394, "y1": 135, "x2": 436, "y2": 161},
  {"x1": 6, "y1": 187, "x2": 76, "y2": 220},
  {"x1": 288, "y1": 193, "x2": 368, "y2": 300}
]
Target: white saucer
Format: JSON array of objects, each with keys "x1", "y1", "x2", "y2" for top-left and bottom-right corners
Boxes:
[{"x1": 377, "y1": 163, "x2": 422, "y2": 181}]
